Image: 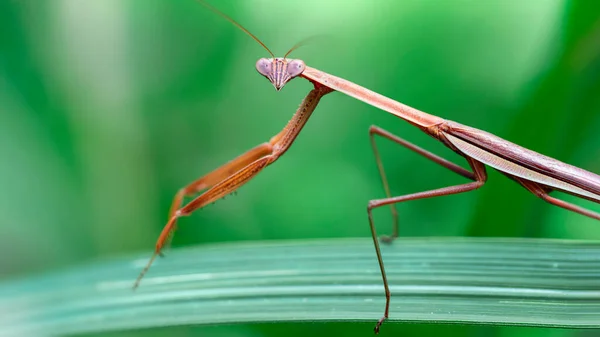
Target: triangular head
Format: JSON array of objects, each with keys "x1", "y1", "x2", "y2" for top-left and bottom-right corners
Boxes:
[
  {"x1": 256, "y1": 58, "x2": 306, "y2": 91},
  {"x1": 197, "y1": 0, "x2": 307, "y2": 91}
]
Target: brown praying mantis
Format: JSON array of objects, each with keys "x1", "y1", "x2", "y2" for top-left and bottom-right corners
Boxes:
[{"x1": 133, "y1": 0, "x2": 600, "y2": 333}]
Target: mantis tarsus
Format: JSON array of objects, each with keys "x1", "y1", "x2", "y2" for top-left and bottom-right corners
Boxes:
[{"x1": 134, "y1": 1, "x2": 600, "y2": 333}]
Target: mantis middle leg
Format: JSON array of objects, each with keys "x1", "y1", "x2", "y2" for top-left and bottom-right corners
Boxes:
[{"x1": 367, "y1": 125, "x2": 487, "y2": 333}]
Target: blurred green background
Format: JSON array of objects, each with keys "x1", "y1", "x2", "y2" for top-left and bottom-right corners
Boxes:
[{"x1": 1, "y1": 0, "x2": 600, "y2": 336}]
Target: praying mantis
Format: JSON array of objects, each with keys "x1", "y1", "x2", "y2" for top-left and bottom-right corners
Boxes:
[{"x1": 133, "y1": 0, "x2": 600, "y2": 333}]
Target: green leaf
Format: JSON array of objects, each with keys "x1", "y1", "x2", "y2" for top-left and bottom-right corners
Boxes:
[{"x1": 1, "y1": 237, "x2": 600, "y2": 336}]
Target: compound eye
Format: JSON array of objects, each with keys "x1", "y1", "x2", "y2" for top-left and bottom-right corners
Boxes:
[
  {"x1": 287, "y1": 59, "x2": 306, "y2": 77},
  {"x1": 255, "y1": 58, "x2": 272, "y2": 77}
]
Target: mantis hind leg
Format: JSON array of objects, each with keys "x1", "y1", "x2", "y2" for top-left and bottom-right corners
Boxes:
[{"x1": 514, "y1": 179, "x2": 600, "y2": 220}]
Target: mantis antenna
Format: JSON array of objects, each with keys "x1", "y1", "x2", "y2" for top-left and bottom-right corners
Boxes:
[
  {"x1": 197, "y1": 0, "x2": 317, "y2": 60},
  {"x1": 284, "y1": 36, "x2": 323, "y2": 59},
  {"x1": 196, "y1": 0, "x2": 275, "y2": 58}
]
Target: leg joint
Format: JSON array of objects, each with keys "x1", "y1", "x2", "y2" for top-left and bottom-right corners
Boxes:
[{"x1": 369, "y1": 124, "x2": 387, "y2": 137}]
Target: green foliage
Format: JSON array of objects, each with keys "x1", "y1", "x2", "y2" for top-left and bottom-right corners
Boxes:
[
  {"x1": 1, "y1": 0, "x2": 599, "y2": 336},
  {"x1": 3, "y1": 238, "x2": 600, "y2": 336}
]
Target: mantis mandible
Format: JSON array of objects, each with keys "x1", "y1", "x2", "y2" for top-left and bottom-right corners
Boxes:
[{"x1": 134, "y1": 1, "x2": 600, "y2": 333}]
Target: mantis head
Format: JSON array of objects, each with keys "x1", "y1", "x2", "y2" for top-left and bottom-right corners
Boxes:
[
  {"x1": 197, "y1": 0, "x2": 308, "y2": 91},
  {"x1": 256, "y1": 58, "x2": 306, "y2": 91}
]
